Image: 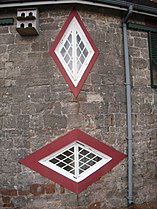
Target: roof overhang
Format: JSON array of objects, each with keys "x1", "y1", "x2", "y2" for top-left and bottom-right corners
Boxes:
[{"x1": 0, "y1": 0, "x2": 157, "y2": 17}]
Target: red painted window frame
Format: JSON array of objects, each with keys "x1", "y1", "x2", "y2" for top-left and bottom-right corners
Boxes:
[
  {"x1": 19, "y1": 129, "x2": 126, "y2": 193},
  {"x1": 50, "y1": 10, "x2": 99, "y2": 97}
]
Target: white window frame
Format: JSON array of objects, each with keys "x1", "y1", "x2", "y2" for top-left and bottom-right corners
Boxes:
[
  {"x1": 39, "y1": 141, "x2": 112, "y2": 183},
  {"x1": 55, "y1": 17, "x2": 94, "y2": 87}
]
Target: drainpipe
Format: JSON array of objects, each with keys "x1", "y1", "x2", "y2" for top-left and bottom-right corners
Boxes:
[{"x1": 122, "y1": 5, "x2": 133, "y2": 206}]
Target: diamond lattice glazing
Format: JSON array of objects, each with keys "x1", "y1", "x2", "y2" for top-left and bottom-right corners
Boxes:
[
  {"x1": 50, "y1": 10, "x2": 99, "y2": 97},
  {"x1": 39, "y1": 141, "x2": 112, "y2": 182},
  {"x1": 19, "y1": 129, "x2": 126, "y2": 193}
]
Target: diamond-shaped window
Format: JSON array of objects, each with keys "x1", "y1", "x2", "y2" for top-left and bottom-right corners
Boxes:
[
  {"x1": 39, "y1": 141, "x2": 112, "y2": 183},
  {"x1": 19, "y1": 129, "x2": 126, "y2": 193},
  {"x1": 50, "y1": 10, "x2": 99, "y2": 97}
]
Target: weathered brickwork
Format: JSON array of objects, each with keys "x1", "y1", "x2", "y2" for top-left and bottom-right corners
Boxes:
[{"x1": 0, "y1": 5, "x2": 156, "y2": 209}]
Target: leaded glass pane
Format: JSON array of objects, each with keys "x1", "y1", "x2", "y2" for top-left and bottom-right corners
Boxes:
[
  {"x1": 39, "y1": 141, "x2": 112, "y2": 182},
  {"x1": 59, "y1": 31, "x2": 73, "y2": 73},
  {"x1": 55, "y1": 17, "x2": 95, "y2": 87}
]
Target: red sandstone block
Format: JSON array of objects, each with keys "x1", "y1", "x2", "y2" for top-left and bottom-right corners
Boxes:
[
  {"x1": 88, "y1": 202, "x2": 101, "y2": 209},
  {"x1": 60, "y1": 185, "x2": 65, "y2": 194},
  {"x1": 31, "y1": 184, "x2": 45, "y2": 196},
  {"x1": 45, "y1": 183, "x2": 55, "y2": 194},
  {"x1": 2, "y1": 196, "x2": 10, "y2": 204},
  {"x1": 18, "y1": 189, "x2": 30, "y2": 195},
  {"x1": 1, "y1": 188, "x2": 17, "y2": 196},
  {"x1": 3, "y1": 198, "x2": 14, "y2": 208},
  {"x1": 3, "y1": 203, "x2": 14, "y2": 208}
]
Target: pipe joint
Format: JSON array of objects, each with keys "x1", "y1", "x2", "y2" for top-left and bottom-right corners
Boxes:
[
  {"x1": 123, "y1": 5, "x2": 134, "y2": 23},
  {"x1": 126, "y1": 137, "x2": 133, "y2": 141}
]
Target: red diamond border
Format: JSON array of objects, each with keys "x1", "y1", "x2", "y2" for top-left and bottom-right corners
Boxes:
[
  {"x1": 50, "y1": 10, "x2": 99, "y2": 97},
  {"x1": 19, "y1": 129, "x2": 126, "y2": 193}
]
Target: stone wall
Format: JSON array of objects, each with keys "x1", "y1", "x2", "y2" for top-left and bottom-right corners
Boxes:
[
  {"x1": 128, "y1": 28, "x2": 157, "y2": 204},
  {"x1": 0, "y1": 5, "x2": 156, "y2": 209}
]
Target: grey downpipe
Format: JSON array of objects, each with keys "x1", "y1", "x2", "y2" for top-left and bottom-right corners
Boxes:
[{"x1": 122, "y1": 5, "x2": 133, "y2": 205}]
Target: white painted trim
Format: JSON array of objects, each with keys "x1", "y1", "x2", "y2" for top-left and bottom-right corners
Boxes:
[
  {"x1": 39, "y1": 141, "x2": 112, "y2": 183},
  {"x1": 0, "y1": 0, "x2": 127, "y2": 10},
  {"x1": 1, "y1": 0, "x2": 156, "y2": 18},
  {"x1": 55, "y1": 16, "x2": 94, "y2": 87}
]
